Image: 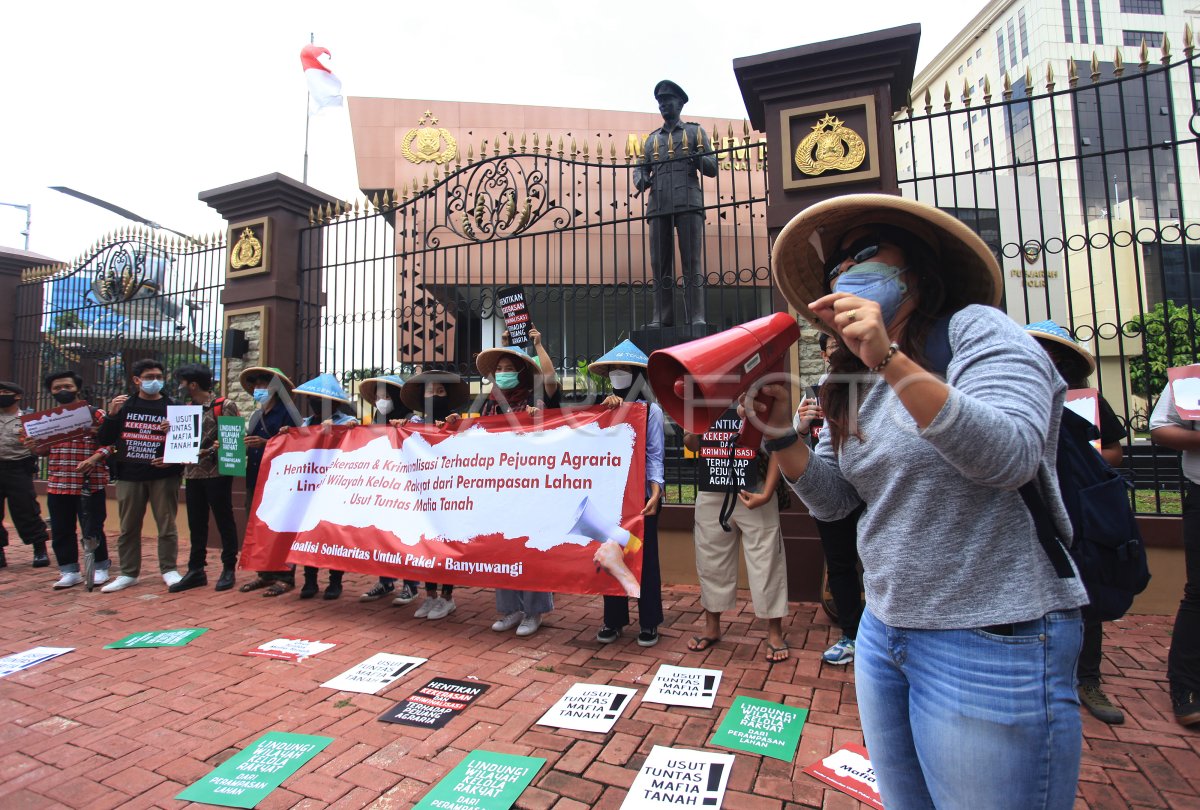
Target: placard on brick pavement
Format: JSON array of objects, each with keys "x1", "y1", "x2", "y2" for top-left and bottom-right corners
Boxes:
[{"x1": 0, "y1": 535, "x2": 1196, "y2": 809}]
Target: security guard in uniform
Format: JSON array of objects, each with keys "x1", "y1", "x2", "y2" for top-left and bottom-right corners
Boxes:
[{"x1": 633, "y1": 80, "x2": 718, "y2": 327}]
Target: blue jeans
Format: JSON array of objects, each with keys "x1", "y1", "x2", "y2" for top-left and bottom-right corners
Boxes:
[{"x1": 854, "y1": 607, "x2": 1083, "y2": 810}]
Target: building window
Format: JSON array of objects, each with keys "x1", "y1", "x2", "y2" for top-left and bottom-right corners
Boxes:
[
  {"x1": 976, "y1": 47, "x2": 983, "y2": 59},
  {"x1": 983, "y1": 135, "x2": 990, "y2": 146},
  {"x1": 963, "y1": 120, "x2": 969, "y2": 130},
  {"x1": 958, "y1": 65, "x2": 964, "y2": 75},
  {"x1": 997, "y1": 31, "x2": 1007, "y2": 72},
  {"x1": 1091, "y1": 0, "x2": 1103, "y2": 44},
  {"x1": 1008, "y1": 19, "x2": 1020, "y2": 64},
  {"x1": 1124, "y1": 29, "x2": 1164, "y2": 47},
  {"x1": 1077, "y1": 0, "x2": 1089, "y2": 43},
  {"x1": 1062, "y1": 0, "x2": 1074, "y2": 43},
  {"x1": 1119, "y1": 0, "x2": 1163, "y2": 13},
  {"x1": 968, "y1": 56, "x2": 974, "y2": 67},
  {"x1": 1019, "y1": 9, "x2": 1031, "y2": 55},
  {"x1": 978, "y1": 77, "x2": 986, "y2": 89}
]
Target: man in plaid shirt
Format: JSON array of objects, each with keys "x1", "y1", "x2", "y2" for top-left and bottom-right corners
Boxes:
[{"x1": 27, "y1": 371, "x2": 115, "y2": 589}]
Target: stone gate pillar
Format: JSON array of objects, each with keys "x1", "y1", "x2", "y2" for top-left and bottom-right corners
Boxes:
[{"x1": 0, "y1": 247, "x2": 60, "y2": 390}]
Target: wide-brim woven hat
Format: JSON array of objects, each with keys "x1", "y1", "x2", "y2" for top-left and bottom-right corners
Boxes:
[
  {"x1": 476, "y1": 345, "x2": 540, "y2": 379},
  {"x1": 1025, "y1": 320, "x2": 1097, "y2": 375},
  {"x1": 400, "y1": 371, "x2": 471, "y2": 413},
  {"x1": 588, "y1": 339, "x2": 649, "y2": 376},
  {"x1": 358, "y1": 375, "x2": 405, "y2": 403},
  {"x1": 292, "y1": 373, "x2": 352, "y2": 404},
  {"x1": 771, "y1": 193, "x2": 1002, "y2": 332},
  {"x1": 238, "y1": 366, "x2": 295, "y2": 394}
]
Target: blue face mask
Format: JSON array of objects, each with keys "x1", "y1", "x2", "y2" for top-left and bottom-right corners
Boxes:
[
  {"x1": 494, "y1": 371, "x2": 520, "y2": 390},
  {"x1": 139, "y1": 379, "x2": 164, "y2": 395},
  {"x1": 831, "y1": 261, "x2": 910, "y2": 325},
  {"x1": 252, "y1": 388, "x2": 271, "y2": 404}
]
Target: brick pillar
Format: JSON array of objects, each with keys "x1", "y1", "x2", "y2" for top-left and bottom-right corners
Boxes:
[{"x1": 0, "y1": 247, "x2": 61, "y2": 390}]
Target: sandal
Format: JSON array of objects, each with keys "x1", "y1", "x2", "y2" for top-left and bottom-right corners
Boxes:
[
  {"x1": 239, "y1": 577, "x2": 270, "y2": 593},
  {"x1": 262, "y1": 581, "x2": 293, "y2": 597},
  {"x1": 688, "y1": 635, "x2": 721, "y2": 652},
  {"x1": 765, "y1": 639, "x2": 790, "y2": 664}
]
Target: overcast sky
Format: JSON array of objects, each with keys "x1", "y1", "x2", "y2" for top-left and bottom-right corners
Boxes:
[{"x1": 2, "y1": 0, "x2": 982, "y2": 263}]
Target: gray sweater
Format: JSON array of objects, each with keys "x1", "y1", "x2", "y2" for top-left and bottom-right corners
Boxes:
[{"x1": 790, "y1": 305, "x2": 1089, "y2": 629}]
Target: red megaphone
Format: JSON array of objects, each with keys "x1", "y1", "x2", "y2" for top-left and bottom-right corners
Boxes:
[{"x1": 647, "y1": 312, "x2": 801, "y2": 448}]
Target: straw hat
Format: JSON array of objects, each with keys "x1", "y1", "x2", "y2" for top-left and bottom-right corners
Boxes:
[
  {"x1": 358, "y1": 375, "x2": 404, "y2": 403},
  {"x1": 476, "y1": 345, "x2": 539, "y2": 378},
  {"x1": 238, "y1": 366, "x2": 295, "y2": 394},
  {"x1": 292, "y1": 373, "x2": 352, "y2": 404},
  {"x1": 1025, "y1": 321, "x2": 1096, "y2": 375},
  {"x1": 771, "y1": 193, "x2": 1002, "y2": 332},
  {"x1": 588, "y1": 339, "x2": 649, "y2": 376},
  {"x1": 400, "y1": 371, "x2": 471, "y2": 413}
]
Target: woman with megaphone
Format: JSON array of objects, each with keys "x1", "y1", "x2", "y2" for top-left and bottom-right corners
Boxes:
[{"x1": 747, "y1": 195, "x2": 1088, "y2": 810}]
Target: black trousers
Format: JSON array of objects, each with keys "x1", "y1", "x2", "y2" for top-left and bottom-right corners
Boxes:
[
  {"x1": 0, "y1": 459, "x2": 48, "y2": 547},
  {"x1": 648, "y1": 213, "x2": 705, "y2": 326},
  {"x1": 1077, "y1": 616, "x2": 1104, "y2": 685},
  {"x1": 47, "y1": 491, "x2": 110, "y2": 570},
  {"x1": 603, "y1": 513, "x2": 662, "y2": 631},
  {"x1": 185, "y1": 476, "x2": 239, "y2": 571},
  {"x1": 1170, "y1": 482, "x2": 1200, "y2": 693},
  {"x1": 815, "y1": 504, "x2": 865, "y2": 639}
]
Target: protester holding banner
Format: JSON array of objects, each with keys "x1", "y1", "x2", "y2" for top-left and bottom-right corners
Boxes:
[
  {"x1": 171, "y1": 364, "x2": 242, "y2": 593},
  {"x1": 240, "y1": 366, "x2": 300, "y2": 597},
  {"x1": 26, "y1": 371, "x2": 111, "y2": 587},
  {"x1": 95, "y1": 360, "x2": 184, "y2": 593},
  {"x1": 0, "y1": 380, "x2": 50, "y2": 569},
  {"x1": 1027, "y1": 321, "x2": 1128, "y2": 725},
  {"x1": 759, "y1": 195, "x2": 1088, "y2": 808},
  {"x1": 590, "y1": 341, "x2": 664, "y2": 647}
]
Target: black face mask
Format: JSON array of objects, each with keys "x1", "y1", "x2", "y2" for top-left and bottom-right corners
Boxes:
[
  {"x1": 0, "y1": 395, "x2": 17, "y2": 408},
  {"x1": 52, "y1": 391, "x2": 78, "y2": 405},
  {"x1": 429, "y1": 395, "x2": 452, "y2": 422}
]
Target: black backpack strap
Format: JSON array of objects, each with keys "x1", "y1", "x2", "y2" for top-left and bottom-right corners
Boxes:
[{"x1": 1017, "y1": 481, "x2": 1077, "y2": 579}]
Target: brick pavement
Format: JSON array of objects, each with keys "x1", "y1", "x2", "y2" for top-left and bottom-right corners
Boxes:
[{"x1": 0, "y1": 538, "x2": 1196, "y2": 809}]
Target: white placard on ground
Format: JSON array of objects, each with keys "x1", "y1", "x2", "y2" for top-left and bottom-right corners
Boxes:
[
  {"x1": 536, "y1": 683, "x2": 637, "y2": 733},
  {"x1": 321, "y1": 653, "x2": 427, "y2": 694},
  {"x1": 621, "y1": 745, "x2": 734, "y2": 809},
  {"x1": 163, "y1": 405, "x2": 204, "y2": 464},
  {"x1": 643, "y1": 664, "x2": 722, "y2": 709},
  {"x1": 0, "y1": 647, "x2": 73, "y2": 678},
  {"x1": 245, "y1": 638, "x2": 336, "y2": 662}
]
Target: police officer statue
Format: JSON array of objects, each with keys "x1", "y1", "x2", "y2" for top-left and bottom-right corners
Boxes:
[{"x1": 633, "y1": 80, "x2": 718, "y2": 328}]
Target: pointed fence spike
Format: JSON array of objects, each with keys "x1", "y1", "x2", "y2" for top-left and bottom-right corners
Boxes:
[{"x1": 1091, "y1": 51, "x2": 1101, "y2": 81}]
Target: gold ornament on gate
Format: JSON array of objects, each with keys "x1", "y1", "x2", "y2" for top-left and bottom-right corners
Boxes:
[
  {"x1": 402, "y1": 110, "x2": 458, "y2": 165},
  {"x1": 230, "y1": 227, "x2": 263, "y2": 270},
  {"x1": 794, "y1": 114, "x2": 866, "y2": 176}
]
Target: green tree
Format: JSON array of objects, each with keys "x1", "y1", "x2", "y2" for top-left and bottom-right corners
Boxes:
[{"x1": 1128, "y1": 301, "x2": 1200, "y2": 402}]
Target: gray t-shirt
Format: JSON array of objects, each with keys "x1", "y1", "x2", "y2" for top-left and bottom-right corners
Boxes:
[
  {"x1": 789, "y1": 305, "x2": 1088, "y2": 629},
  {"x1": 1148, "y1": 373, "x2": 1200, "y2": 485}
]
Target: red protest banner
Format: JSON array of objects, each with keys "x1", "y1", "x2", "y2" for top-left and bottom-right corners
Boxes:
[
  {"x1": 240, "y1": 405, "x2": 647, "y2": 596},
  {"x1": 802, "y1": 743, "x2": 883, "y2": 809}
]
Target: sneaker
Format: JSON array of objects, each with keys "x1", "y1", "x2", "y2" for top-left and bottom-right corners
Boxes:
[
  {"x1": 822, "y1": 635, "x2": 856, "y2": 665},
  {"x1": 52, "y1": 572, "x2": 83, "y2": 590},
  {"x1": 426, "y1": 597, "x2": 457, "y2": 620},
  {"x1": 93, "y1": 568, "x2": 110, "y2": 586},
  {"x1": 100, "y1": 575, "x2": 138, "y2": 593},
  {"x1": 413, "y1": 597, "x2": 436, "y2": 619},
  {"x1": 392, "y1": 585, "x2": 418, "y2": 606},
  {"x1": 1171, "y1": 685, "x2": 1200, "y2": 727},
  {"x1": 492, "y1": 611, "x2": 524, "y2": 632},
  {"x1": 162, "y1": 570, "x2": 182, "y2": 587},
  {"x1": 637, "y1": 628, "x2": 660, "y2": 647},
  {"x1": 1078, "y1": 683, "x2": 1124, "y2": 724},
  {"x1": 516, "y1": 614, "x2": 542, "y2": 637},
  {"x1": 360, "y1": 582, "x2": 394, "y2": 602},
  {"x1": 596, "y1": 626, "x2": 620, "y2": 644}
]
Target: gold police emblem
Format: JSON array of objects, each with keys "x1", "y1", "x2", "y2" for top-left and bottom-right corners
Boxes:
[
  {"x1": 402, "y1": 110, "x2": 458, "y2": 166},
  {"x1": 794, "y1": 114, "x2": 867, "y2": 176},
  {"x1": 230, "y1": 227, "x2": 263, "y2": 270}
]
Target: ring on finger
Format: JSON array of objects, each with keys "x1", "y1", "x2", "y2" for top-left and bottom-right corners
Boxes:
[{"x1": 847, "y1": 309, "x2": 858, "y2": 322}]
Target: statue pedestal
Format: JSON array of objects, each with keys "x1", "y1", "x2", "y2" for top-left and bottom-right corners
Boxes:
[{"x1": 631, "y1": 324, "x2": 715, "y2": 354}]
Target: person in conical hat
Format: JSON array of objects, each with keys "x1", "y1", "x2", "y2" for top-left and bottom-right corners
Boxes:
[
  {"x1": 292, "y1": 373, "x2": 359, "y2": 427},
  {"x1": 585, "y1": 340, "x2": 664, "y2": 642},
  {"x1": 358, "y1": 375, "x2": 409, "y2": 425}
]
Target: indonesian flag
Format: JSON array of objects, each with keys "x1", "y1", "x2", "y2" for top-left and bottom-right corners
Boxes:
[{"x1": 301, "y1": 45, "x2": 343, "y2": 111}]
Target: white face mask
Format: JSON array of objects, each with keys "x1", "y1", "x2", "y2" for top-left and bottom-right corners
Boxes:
[
  {"x1": 375, "y1": 398, "x2": 394, "y2": 416},
  {"x1": 609, "y1": 370, "x2": 634, "y2": 389}
]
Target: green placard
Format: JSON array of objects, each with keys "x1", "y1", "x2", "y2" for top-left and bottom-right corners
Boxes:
[
  {"x1": 217, "y1": 416, "x2": 246, "y2": 477},
  {"x1": 709, "y1": 696, "x2": 807, "y2": 762},
  {"x1": 176, "y1": 731, "x2": 332, "y2": 808},
  {"x1": 414, "y1": 749, "x2": 546, "y2": 810},
  {"x1": 104, "y1": 628, "x2": 208, "y2": 649}
]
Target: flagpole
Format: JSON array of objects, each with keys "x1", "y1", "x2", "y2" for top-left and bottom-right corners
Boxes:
[{"x1": 303, "y1": 32, "x2": 313, "y2": 184}]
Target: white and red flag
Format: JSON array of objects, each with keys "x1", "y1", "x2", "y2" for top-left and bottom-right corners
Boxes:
[{"x1": 300, "y1": 45, "x2": 343, "y2": 111}]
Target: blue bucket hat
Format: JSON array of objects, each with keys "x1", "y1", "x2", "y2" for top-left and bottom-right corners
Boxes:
[
  {"x1": 1025, "y1": 320, "x2": 1096, "y2": 375},
  {"x1": 293, "y1": 373, "x2": 352, "y2": 404},
  {"x1": 358, "y1": 375, "x2": 404, "y2": 403},
  {"x1": 588, "y1": 339, "x2": 649, "y2": 376}
]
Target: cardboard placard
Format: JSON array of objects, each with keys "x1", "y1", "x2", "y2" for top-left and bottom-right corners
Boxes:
[
  {"x1": 536, "y1": 683, "x2": 637, "y2": 733},
  {"x1": 802, "y1": 743, "x2": 883, "y2": 810},
  {"x1": 1168, "y1": 365, "x2": 1200, "y2": 420},
  {"x1": 217, "y1": 415, "x2": 247, "y2": 476},
  {"x1": 1065, "y1": 388, "x2": 1102, "y2": 450},
  {"x1": 20, "y1": 401, "x2": 94, "y2": 446},
  {"x1": 709, "y1": 696, "x2": 807, "y2": 761},
  {"x1": 175, "y1": 731, "x2": 332, "y2": 808},
  {"x1": 245, "y1": 638, "x2": 336, "y2": 662},
  {"x1": 321, "y1": 653, "x2": 427, "y2": 694},
  {"x1": 380, "y1": 677, "x2": 489, "y2": 729},
  {"x1": 163, "y1": 405, "x2": 203, "y2": 464},
  {"x1": 413, "y1": 749, "x2": 546, "y2": 810},
  {"x1": 622, "y1": 746, "x2": 734, "y2": 809},
  {"x1": 497, "y1": 285, "x2": 530, "y2": 348},
  {"x1": 105, "y1": 628, "x2": 208, "y2": 649},
  {"x1": 0, "y1": 647, "x2": 73, "y2": 678},
  {"x1": 643, "y1": 665, "x2": 722, "y2": 709}
]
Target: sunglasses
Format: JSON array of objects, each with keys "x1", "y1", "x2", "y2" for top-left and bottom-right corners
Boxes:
[{"x1": 824, "y1": 236, "x2": 884, "y2": 283}]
